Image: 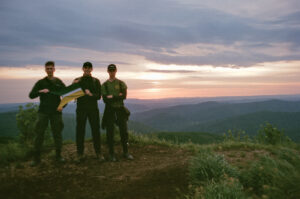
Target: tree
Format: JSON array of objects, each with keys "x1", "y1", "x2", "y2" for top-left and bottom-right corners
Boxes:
[
  {"x1": 257, "y1": 122, "x2": 291, "y2": 145},
  {"x1": 16, "y1": 103, "x2": 52, "y2": 146}
]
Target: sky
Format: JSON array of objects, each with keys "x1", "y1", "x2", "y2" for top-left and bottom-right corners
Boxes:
[{"x1": 1, "y1": 0, "x2": 300, "y2": 103}]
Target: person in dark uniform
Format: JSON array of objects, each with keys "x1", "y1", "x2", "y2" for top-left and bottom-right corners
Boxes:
[
  {"x1": 102, "y1": 64, "x2": 133, "y2": 161},
  {"x1": 29, "y1": 61, "x2": 66, "y2": 166},
  {"x1": 73, "y1": 62, "x2": 104, "y2": 162}
]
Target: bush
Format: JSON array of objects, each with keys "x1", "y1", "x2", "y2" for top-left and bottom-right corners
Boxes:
[
  {"x1": 196, "y1": 179, "x2": 247, "y2": 199},
  {"x1": 189, "y1": 151, "x2": 239, "y2": 185},
  {"x1": 16, "y1": 103, "x2": 52, "y2": 147},
  {"x1": 240, "y1": 155, "x2": 300, "y2": 198},
  {"x1": 257, "y1": 123, "x2": 291, "y2": 145},
  {"x1": 0, "y1": 142, "x2": 30, "y2": 165},
  {"x1": 223, "y1": 129, "x2": 250, "y2": 142}
]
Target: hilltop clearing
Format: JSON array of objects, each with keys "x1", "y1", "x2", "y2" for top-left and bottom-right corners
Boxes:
[
  {"x1": 0, "y1": 142, "x2": 191, "y2": 199},
  {"x1": 1, "y1": 127, "x2": 300, "y2": 199}
]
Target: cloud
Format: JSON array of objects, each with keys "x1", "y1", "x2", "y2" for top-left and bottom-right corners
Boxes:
[
  {"x1": 147, "y1": 69, "x2": 196, "y2": 73},
  {"x1": 0, "y1": 0, "x2": 300, "y2": 68}
]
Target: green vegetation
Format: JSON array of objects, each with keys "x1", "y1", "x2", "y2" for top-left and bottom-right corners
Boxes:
[
  {"x1": 16, "y1": 103, "x2": 53, "y2": 146},
  {"x1": 256, "y1": 122, "x2": 292, "y2": 145},
  {"x1": 131, "y1": 100, "x2": 300, "y2": 142},
  {"x1": 199, "y1": 180, "x2": 247, "y2": 199},
  {"x1": 241, "y1": 154, "x2": 300, "y2": 198},
  {"x1": 0, "y1": 141, "x2": 30, "y2": 165},
  {"x1": 0, "y1": 106, "x2": 154, "y2": 141},
  {"x1": 149, "y1": 132, "x2": 223, "y2": 145},
  {"x1": 189, "y1": 151, "x2": 239, "y2": 184},
  {"x1": 1, "y1": 104, "x2": 300, "y2": 198},
  {"x1": 186, "y1": 124, "x2": 300, "y2": 199},
  {"x1": 0, "y1": 112, "x2": 18, "y2": 137}
]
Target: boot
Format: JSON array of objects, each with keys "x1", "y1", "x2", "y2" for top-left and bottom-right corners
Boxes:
[
  {"x1": 108, "y1": 154, "x2": 117, "y2": 162},
  {"x1": 56, "y1": 150, "x2": 65, "y2": 163},
  {"x1": 56, "y1": 156, "x2": 66, "y2": 164},
  {"x1": 123, "y1": 153, "x2": 134, "y2": 160},
  {"x1": 96, "y1": 153, "x2": 105, "y2": 162},
  {"x1": 30, "y1": 156, "x2": 41, "y2": 167},
  {"x1": 75, "y1": 154, "x2": 85, "y2": 163}
]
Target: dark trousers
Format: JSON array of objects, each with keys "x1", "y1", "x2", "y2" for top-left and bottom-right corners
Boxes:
[
  {"x1": 34, "y1": 112, "x2": 64, "y2": 160},
  {"x1": 76, "y1": 108, "x2": 101, "y2": 155},
  {"x1": 106, "y1": 107, "x2": 129, "y2": 155}
]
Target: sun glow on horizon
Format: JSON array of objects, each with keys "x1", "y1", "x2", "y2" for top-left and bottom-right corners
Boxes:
[{"x1": 1, "y1": 60, "x2": 300, "y2": 102}]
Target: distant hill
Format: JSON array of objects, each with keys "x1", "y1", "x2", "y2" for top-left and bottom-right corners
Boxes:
[
  {"x1": 0, "y1": 103, "x2": 29, "y2": 113},
  {"x1": 2, "y1": 93, "x2": 300, "y2": 113},
  {"x1": 132, "y1": 100, "x2": 300, "y2": 130},
  {"x1": 0, "y1": 102, "x2": 150, "y2": 114},
  {"x1": 0, "y1": 112, "x2": 19, "y2": 137},
  {"x1": 62, "y1": 102, "x2": 150, "y2": 114},
  {"x1": 0, "y1": 112, "x2": 155, "y2": 141},
  {"x1": 131, "y1": 100, "x2": 300, "y2": 141},
  {"x1": 1, "y1": 99, "x2": 300, "y2": 142},
  {"x1": 0, "y1": 112, "x2": 85, "y2": 140},
  {"x1": 186, "y1": 111, "x2": 300, "y2": 141}
]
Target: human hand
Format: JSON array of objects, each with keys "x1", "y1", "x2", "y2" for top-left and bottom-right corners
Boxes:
[
  {"x1": 107, "y1": 95, "x2": 113, "y2": 99},
  {"x1": 73, "y1": 79, "x2": 79, "y2": 84},
  {"x1": 57, "y1": 107, "x2": 63, "y2": 112},
  {"x1": 39, "y1": 89, "x2": 49, "y2": 93},
  {"x1": 85, "y1": 89, "x2": 93, "y2": 96}
]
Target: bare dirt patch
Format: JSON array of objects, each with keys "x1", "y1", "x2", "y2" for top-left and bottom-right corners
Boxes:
[{"x1": 0, "y1": 142, "x2": 192, "y2": 199}]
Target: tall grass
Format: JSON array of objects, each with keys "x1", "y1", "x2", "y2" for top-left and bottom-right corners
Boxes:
[
  {"x1": 188, "y1": 150, "x2": 246, "y2": 198},
  {"x1": 189, "y1": 151, "x2": 239, "y2": 184},
  {"x1": 241, "y1": 153, "x2": 300, "y2": 198},
  {"x1": 0, "y1": 142, "x2": 30, "y2": 165},
  {"x1": 200, "y1": 180, "x2": 247, "y2": 199}
]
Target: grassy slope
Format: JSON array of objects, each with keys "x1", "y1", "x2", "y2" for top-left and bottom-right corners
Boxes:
[
  {"x1": 149, "y1": 131, "x2": 223, "y2": 145},
  {"x1": 1, "y1": 132, "x2": 299, "y2": 199}
]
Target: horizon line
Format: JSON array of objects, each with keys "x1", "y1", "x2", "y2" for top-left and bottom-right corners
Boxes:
[{"x1": 1, "y1": 93, "x2": 300, "y2": 105}]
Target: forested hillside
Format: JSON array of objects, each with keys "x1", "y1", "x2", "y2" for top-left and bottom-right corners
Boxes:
[{"x1": 131, "y1": 100, "x2": 300, "y2": 141}]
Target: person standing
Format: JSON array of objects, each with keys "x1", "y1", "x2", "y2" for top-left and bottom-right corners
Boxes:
[
  {"x1": 102, "y1": 64, "x2": 133, "y2": 161},
  {"x1": 29, "y1": 61, "x2": 66, "y2": 166},
  {"x1": 73, "y1": 62, "x2": 104, "y2": 162}
]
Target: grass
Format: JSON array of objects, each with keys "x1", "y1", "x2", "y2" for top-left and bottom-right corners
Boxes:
[
  {"x1": 189, "y1": 150, "x2": 239, "y2": 185},
  {"x1": 240, "y1": 154, "x2": 300, "y2": 198},
  {"x1": 0, "y1": 142, "x2": 30, "y2": 165},
  {"x1": 132, "y1": 130, "x2": 300, "y2": 198},
  {"x1": 185, "y1": 138, "x2": 300, "y2": 199},
  {"x1": 149, "y1": 131, "x2": 223, "y2": 145},
  {"x1": 197, "y1": 179, "x2": 247, "y2": 199},
  {"x1": 1, "y1": 130, "x2": 300, "y2": 199}
]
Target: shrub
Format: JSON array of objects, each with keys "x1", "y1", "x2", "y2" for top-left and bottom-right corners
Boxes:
[
  {"x1": 257, "y1": 123, "x2": 291, "y2": 145},
  {"x1": 224, "y1": 129, "x2": 250, "y2": 142},
  {"x1": 189, "y1": 151, "x2": 239, "y2": 185},
  {"x1": 197, "y1": 179, "x2": 247, "y2": 199},
  {"x1": 16, "y1": 103, "x2": 52, "y2": 147},
  {"x1": 240, "y1": 155, "x2": 300, "y2": 198},
  {"x1": 0, "y1": 142, "x2": 30, "y2": 165}
]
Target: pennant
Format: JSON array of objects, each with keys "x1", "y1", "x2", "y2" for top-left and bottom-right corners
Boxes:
[{"x1": 55, "y1": 83, "x2": 85, "y2": 111}]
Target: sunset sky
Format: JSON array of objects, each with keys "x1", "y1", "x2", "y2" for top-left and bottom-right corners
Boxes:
[{"x1": 1, "y1": 0, "x2": 300, "y2": 103}]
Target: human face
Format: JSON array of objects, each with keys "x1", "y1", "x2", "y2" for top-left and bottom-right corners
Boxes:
[
  {"x1": 45, "y1": 65, "x2": 55, "y2": 77},
  {"x1": 108, "y1": 69, "x2": 117, "y2": 79},
  {"x1": 83, "y1": 67, "x2": 93, "y2": 76}
]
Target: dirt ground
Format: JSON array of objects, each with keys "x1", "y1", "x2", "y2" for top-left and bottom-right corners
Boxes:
[{"x1": 0, "y1": 142, "x2": 191, "y2": 199}]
